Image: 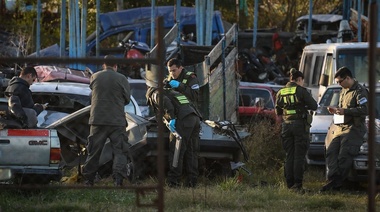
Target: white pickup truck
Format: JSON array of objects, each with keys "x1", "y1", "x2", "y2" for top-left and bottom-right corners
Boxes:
[{"x1": 0, "y1": 81, "x2": 98, "y2": 185}]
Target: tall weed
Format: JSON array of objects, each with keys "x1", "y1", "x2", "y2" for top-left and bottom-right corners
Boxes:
[{"x1": 242, "y1": 118, "x2": 285, "y2": 185}]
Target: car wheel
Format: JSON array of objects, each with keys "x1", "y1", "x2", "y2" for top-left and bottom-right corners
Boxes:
[{"x1": 125, "y1": 152, "x2": 136, "y2": 183}]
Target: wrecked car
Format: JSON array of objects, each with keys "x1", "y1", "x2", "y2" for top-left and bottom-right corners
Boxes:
[
  {"x1": 0, "y1": 81, "x2": 143, "y2": 184},
  {"x1": 46, "y1": 104, "x2": 250, "y2": 182}
]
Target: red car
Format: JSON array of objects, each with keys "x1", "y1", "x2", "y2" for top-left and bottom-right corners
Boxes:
[{"x1": 238, "y1": 82, "x2": 283, "y2": 126}]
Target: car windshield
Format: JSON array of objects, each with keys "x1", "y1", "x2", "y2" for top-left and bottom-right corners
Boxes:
[
  {"x1": 239, "y1": 88, "x2": 274, "y2": 109},
  {"x1": 316, "y1": 87, "x2": 341, "y2": 115},
  {"x1": 33, "y1": 93, "x2": 90, "y2": 114},
  {"x1": 130, "y1": 82, "x2": 147, "y2": 107},
  {"x1": 317, "y1": 86, "x2": 380, "y2": 119}
]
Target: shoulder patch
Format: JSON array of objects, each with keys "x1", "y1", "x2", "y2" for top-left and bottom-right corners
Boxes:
[
  {"x1": 358, "y1": 97, "x2": 368, "y2": 105},
  {"x1": 191, "y1": 84, "x2": 200, "y2": 90}
]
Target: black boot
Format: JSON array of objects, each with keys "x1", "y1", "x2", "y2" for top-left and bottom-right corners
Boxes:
[
  {"x1": 114, "y1": 178, "x2": 123, "y2": 186},
  {"x1": 113, "y1": 174, "x2": 124, "y2": 186}
]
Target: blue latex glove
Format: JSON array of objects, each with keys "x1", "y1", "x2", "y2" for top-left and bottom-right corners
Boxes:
[
  {"x1": 169, "y1": 119, "x2": 176, "y2": 132},
  {"x1": 169, "y1": 80, "x2": 180, "y2": 88}
]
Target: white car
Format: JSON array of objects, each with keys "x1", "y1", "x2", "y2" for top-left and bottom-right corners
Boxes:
[
  {"x1": 30, "y1": 82, "x2": 142, "y2": 127},
  {"x1": 306, "y1": 84, "x2": 341, "y2": 165},
  {"x1": 128, "y1": 78, "x2": 150, "y2": 118}
]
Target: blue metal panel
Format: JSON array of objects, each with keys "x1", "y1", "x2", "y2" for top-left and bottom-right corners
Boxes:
[
  {"x1": 96, "y1": 0, "x2": 100, "y2": 57},
  {"x1": 253, "y1": 0, "x2": 259, "y2": 48},
  {"x1": 205, "y1": 0, "x2": 214, "y2": 45},
  {"x1": 36, "y1": 0, "x2": 41, "y2": 56},
  {"x1": 307, "y1": 0, "x2": 313, "y2": 43},
  {"x1": 60, "y1": 0, "x2": 66, "y2": 57},
  {"x1": 176, "y1": 1, "x2": 181, "y2": 44},
  {"x1": 150, "y1": 1, "x2": 155, "y2": 49},
  {"x1": 358, "y1": 0, "x2": 362, "y2": 42},
  {"x1": 69, "y1": 0, "x2": 75, "y2": 58},
  {"x1": 75, "y1": 0, "x2": 80, "y2": 59},
  {"x1": 378, "y1": 0, "x2": 380, "y2": 42}
]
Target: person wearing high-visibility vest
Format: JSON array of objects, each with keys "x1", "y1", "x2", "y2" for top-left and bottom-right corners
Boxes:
[
  {"x1": 275, "y1": 68, "x2": 318, "y2": 191},
  {"x1": 166, "y1": 58, "x2": 200, "y2": 109},
  {"x1": 146, "y1": 86, "x2": 201, "y2": 188}
]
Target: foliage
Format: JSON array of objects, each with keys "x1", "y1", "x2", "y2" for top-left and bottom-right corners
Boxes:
[{"x1": 244, "y1": 118, "x2": 284, "y2": 171}]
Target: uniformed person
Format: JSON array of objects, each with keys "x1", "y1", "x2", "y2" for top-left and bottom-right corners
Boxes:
[
  {"x1": 82, "y1": 55, "x2": 131, "y2": 187},
  {"x1": 146, "y1": 85, "x2": 201, "y2": 188},
  {"x1": 275, "y1": 68, "x2": 318, "y2": 190},
  {"x1": 166, "y1": 58, "x2": 200, "y2": 108},
  {"x1": 320, "y1": 66, "x2": 368, "y2": 192}
]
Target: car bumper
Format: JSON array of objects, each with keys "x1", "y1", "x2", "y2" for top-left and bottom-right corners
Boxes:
[
  {"x1": 350, "y1": 154, "x2": 380, "y2": 182},
  {"x1": 306, "y1": 143, "x2": 325, "y2": 165}
]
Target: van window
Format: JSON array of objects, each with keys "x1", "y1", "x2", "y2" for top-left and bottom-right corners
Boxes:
[
  {"x1": 323, "y1": 54, "x2": 334, "y2": 85},
  {"x1": 312, "y1": 55, "x2": 324, "y2": 85},
  {"x1": 302, "y1": 53, "x2": 314, "y2": 87},
  {"x1": 337, "y1": 49, "x2": 380, "y2": 84}
]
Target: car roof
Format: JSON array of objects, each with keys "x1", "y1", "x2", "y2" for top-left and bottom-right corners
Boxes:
[
  {"x1": 30, "y1": 82, "x2": 91, "y2": 95},
  {"x1": 239, "y1": 81, "x2": 284, "y2": 93},
  {"x1": 303, "y1": 42, "x2": 380, "y2": 51},
  {"x1": 324, "y1": 83, "x2": 380, "y2": 93},
  {"x1": 128, "y1": 78, "x2": 146, "y2": 84}
]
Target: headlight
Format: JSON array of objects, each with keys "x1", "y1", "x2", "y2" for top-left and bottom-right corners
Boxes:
[
  {"x1": 359, "y1": 142, "x2": 368, "y2": 154},
  {"x1": 310, "y1": 133, "x2": 327, "y2": 143}
]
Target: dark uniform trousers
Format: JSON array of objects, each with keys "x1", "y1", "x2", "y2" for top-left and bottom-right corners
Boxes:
[
  {"x1": 167, "y1": 114, "x2": 200, "y2": 187},
  {"x1": 326, "y1": 126, "x2": 365, "y2": 182},
  {"x1": 281, "y1": 119, "x2": 309, "y2": 188},
  {"x1": 82, "y1": 125, "x2": 128, "y2": 181}
]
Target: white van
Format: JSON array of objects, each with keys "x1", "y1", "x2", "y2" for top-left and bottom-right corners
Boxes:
[{"x1": 298, "y1": 42, "x2": 380, "y2": 101}]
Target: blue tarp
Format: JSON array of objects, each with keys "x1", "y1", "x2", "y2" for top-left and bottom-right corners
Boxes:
[{"x1": 99, "y1": 6, "x2": 198, "y2": 31}]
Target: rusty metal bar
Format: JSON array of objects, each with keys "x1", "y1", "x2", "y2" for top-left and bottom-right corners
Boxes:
[
  {"x1": 156, "y1": 16, "x2": 165, "y2": 212},
  {"x1": 0, "y1": 57, "x2": 157, "y2": 66},
  {"x1": 367, "y1": 1, "x2": 377, "y2": 211}
]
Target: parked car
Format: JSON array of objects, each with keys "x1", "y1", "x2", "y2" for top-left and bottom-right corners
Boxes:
[
  {"x1": 238, "y1": 81, "x2": 283, "y2": 125},
  {"x1": 307, "y1": 84, "x2": 341, "y2": 165}
]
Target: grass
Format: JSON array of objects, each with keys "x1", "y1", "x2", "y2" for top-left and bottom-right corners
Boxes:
[
  {"x1": 0, "y1": 119, "x2": 379, "y2": 211},
  {"x1": 0, "y1": 171, "x2": 377, "y2": 212}
]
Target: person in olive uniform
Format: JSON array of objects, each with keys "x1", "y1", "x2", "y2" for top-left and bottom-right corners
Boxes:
[
  {"x1": 320, "y1": 66, "x2": 368, "y2": 192},
  {"x1": 166, "y1": 58, "x2": 200, "y2": 108},
  {"x1": 82, "y1": 55, "x2": 131, "y2": 186},
  {"x1": 146, "y1": 86, "x2": 201, "y2": 188},
  {"x1": 275, "y1": 68, "x2": 318, "y2": 190}
]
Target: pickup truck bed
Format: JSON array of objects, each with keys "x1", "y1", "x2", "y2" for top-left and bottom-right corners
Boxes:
[{"x1": 0, "y1": 129, "x2": 62, "y2": 184}]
